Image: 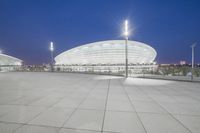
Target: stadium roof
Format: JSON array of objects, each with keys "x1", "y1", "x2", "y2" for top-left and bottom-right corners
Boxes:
[
  {"x1": 0, "y1": 53, "x2": 22, "y2": 65},
  {"x1": 55, "y1": 40, "x2": 157, "y2": 65}
]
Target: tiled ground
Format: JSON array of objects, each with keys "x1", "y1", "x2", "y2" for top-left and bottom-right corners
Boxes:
[{"x1": 0, "y1": 72, "x2": 200, "y2": 133}]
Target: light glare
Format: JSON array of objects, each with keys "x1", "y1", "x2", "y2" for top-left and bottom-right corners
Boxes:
[
  {"x1": 50, "y1": 42, "x2": 54, "y2": 51},
  {"x1": 124, "y1": 20, "x2": 129, "y2": 37}
]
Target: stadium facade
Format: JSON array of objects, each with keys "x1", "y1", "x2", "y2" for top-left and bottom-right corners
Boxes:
[
  {"x1": 55, "y1": 40, "x2": 157, "y2": 75},
  {"x1": 0, "y1": 53, "x2": 22, "y2": 72}
]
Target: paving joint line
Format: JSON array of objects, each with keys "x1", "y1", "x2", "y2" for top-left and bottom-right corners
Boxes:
[
  {"x1": 119, "y1": 78, "x2": 148, "y2": 133},
  {"x1": 101, "y1": 79, "x2": 111, "y2": 133},
  {"x1": 137, "y1": 85, "x2": 193, "y2": 133},
  {"x1": 11, "y1": 77, "x2": 93, "y2": 133},
  {"x1": 166, "y1": 83, "x2": 200, "y2": 103},
  {"x1": 57, "y1": 80, "x2": 100, "y2": 132}
]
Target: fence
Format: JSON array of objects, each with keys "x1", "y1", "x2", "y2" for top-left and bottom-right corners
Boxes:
[{"x1": 1, "y1": 64, "x2": 200, "y2": 82}]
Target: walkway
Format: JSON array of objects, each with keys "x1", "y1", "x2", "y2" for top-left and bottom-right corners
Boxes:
[{"x1": 0, "y1": 72, "x2": 200, "y2": 133}]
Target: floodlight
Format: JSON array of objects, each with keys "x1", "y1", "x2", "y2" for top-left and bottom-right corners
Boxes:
[
  {"x1": 124, "y1": 20, "x2": 129, "y2": 37},
  {"x1": 50, "y1": 42, "x2": 54, "y2": 51}
]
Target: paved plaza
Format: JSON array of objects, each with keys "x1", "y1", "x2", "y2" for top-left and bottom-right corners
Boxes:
[{"x1": 0, "y1": 72, "x2": 200, "y2": 133}]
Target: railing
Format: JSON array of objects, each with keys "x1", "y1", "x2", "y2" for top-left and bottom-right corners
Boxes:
[
  {"x1": 133, "y1": 66, "x2": 200, "y2": 82},
  {"x1": 1, "y1": 65, "x2": 200, "y2": 82}
]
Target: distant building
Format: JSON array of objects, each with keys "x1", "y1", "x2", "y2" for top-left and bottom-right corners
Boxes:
[
  {"x1": 180, "y1": 61, "x2": 186, "y2": 65},
  {"x1": 0, "y1": 53, "x2": 22, "y2": 72}
]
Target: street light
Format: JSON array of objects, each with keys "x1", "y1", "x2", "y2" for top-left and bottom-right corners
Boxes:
[
  {"x1": 190, "y1": 43, "x2": 196, "y2": 80},
  {"x1": 49, "y1": 41, "x2": 54, "y2": 72},
  {"x1": 191, "y1": 43, "x2": 196, "y2": 69},
  {"x1": 124, "y1": 20, "x2": 129, "y2": 78}
]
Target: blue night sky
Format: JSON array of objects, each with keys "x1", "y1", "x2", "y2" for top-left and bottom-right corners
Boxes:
[{"x1": 0, "y1": 0, "x2": 200, "y2": 64}]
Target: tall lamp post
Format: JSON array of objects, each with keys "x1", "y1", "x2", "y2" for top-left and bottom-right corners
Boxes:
[
  {"x1": 191, "y1": 43, "x2": 196, "y2": 79},
  {"x1": 50, "y1": 41, "x2": 54, "y2": 72},
  {"x1": 124, "y1": 20, "x2": 129, "y2": 78}
]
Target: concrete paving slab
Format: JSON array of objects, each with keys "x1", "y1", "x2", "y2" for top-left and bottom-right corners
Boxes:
[
  {"x1": 0, "y1": 72, "x2": 199, "y2": 133},
  {"x1": 106, "y1": 100, "x2": 134, "y2": 112},
  {"x1": 59, "y1": 128, "x2": 100, "y2": 133},
  {"x1": 0, "y1": 105, "x2": 46, "y2": 123},
  {"x1": 64, "y1": 109, "x2": 104, "y2": 131},
  {"x1": 14, "y1": 125, "x2": 58, "y2": 133},
  {"x1": 0, "y1": 122, "x2": 22, "y2": 133},
  {"x1": 29, "y1": 107, "x2": 74, "y2": 127},
  {"x1": 103, "y1": 111, "x2": 146, "y2": 133},
  {"x1": 173, "y1": 115, "x2": 200, "y2": 133},
  {"x1": 132, "y1": 101, "x2": 167, "y2": 114},
  {"x1": 138, "y1": 113, "x2": 191, "y2": 133},
  {"x1": 29, "y1": 95, "x2": 64, "y2": 107},
  {"x1": 160, "y1": 102, "x2": 200, "y2": 115},
  {"x1": 79, "y1": 99, "x2": 106, "y2": 110}
]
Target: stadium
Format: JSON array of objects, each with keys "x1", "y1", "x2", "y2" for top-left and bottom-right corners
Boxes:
[
  {"x1": 55, "y1": 40, "x2": 157, "y2": 74},
  {"x1": 0, "y1": 53, "x2": 22, "y2": 72}
]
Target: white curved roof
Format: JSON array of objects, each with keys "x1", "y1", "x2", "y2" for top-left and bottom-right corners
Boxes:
[
  {"x1": 55, "y1": 40, "x2": 157, "y2": 65},
  {"x1": 0, "y1": 54, "x2": 22, "y2": 65}
]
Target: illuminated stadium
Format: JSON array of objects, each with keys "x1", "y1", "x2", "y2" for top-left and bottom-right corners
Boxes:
[
  {"x1": 0, "y1": 53, "x2": 22, "y2": 72},
  {"x1": 55, "y1": 40, "x2": 156, "y2": 65},
  {"x1": 55, "y1": 40, "x2": 157, "y2": 74}
]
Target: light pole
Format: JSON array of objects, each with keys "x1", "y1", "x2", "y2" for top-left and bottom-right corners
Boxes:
[
  {"x1": 191, "y1": 43, "x2": 196, "y2": 69},
  {"x1": 191, "y1": 43, "x2": 196, "y2": 79},
  {"x1": 124, "y1": 20, "x2": 129, "y2": 78},
  {"x1": 50, "y1": 41, "x2": 54, "y2": 72}
]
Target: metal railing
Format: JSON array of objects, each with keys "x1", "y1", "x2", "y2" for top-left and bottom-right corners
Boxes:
[{"x1": 1, "y1": 65, "x2": 200, "y2": 82}]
